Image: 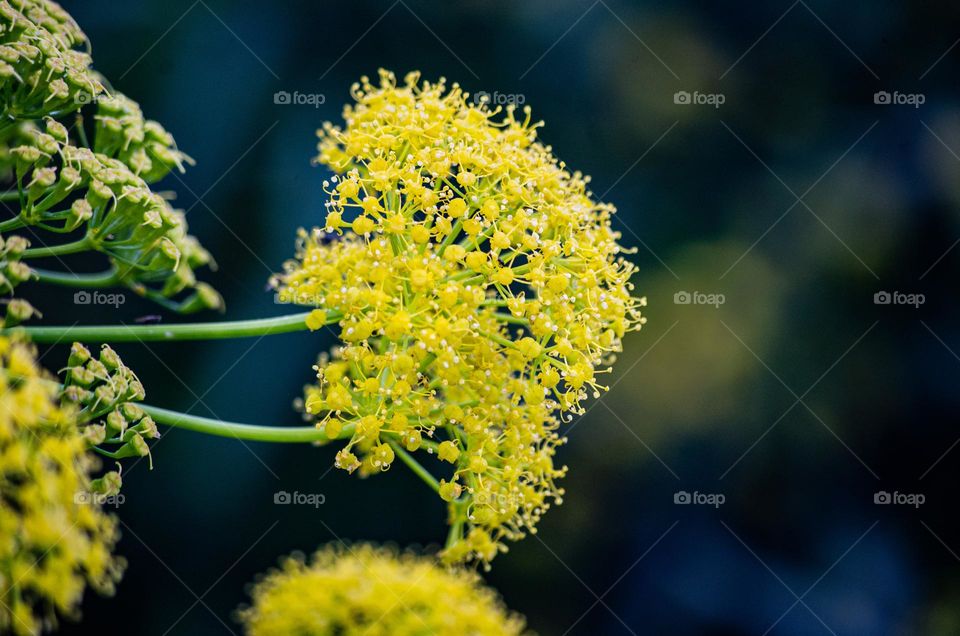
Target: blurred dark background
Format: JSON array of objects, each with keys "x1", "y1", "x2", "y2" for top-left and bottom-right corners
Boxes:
[{"x1": 21, "y1": 0, "x2": 960, "y2": 633}]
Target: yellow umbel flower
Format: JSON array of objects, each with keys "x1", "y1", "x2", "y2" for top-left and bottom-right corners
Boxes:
[
  {"x1": 0, "y1": 336, "x2": 124, "y2": 635},
  {"x1": 238, "y1": 544, "x2": 529, "y2": 636},
  {"x1": 275, "y1": 70, "x2": 645, "y2": 565}
]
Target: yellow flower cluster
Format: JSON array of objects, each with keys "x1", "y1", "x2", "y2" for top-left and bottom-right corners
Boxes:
[
  {"x1": 276, "y1": 70, "x2": 645, "y2": 565},
  {"x1": 238, "y1": 544, "x2": 528, "y2": 636},
  {"x1": 0, "y1": 336, "x2": 123, "y2": 636}
]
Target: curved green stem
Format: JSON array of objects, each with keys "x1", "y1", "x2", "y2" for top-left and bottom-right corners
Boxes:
[
  {"x1": 22, "y1": 236, "x2": 91, "y2": 258},
  {"x1": 0, "y1": 216, "x2": 24, "y2": 232},
  {"x1": 142, "y1": 404, "x2": 354, "y2": 443},
  {"x1": 11, "y1": 310, "x2": 340, "y2": 343},
  {"x1": 32, "y1": 267, "x2": 119, "y2": 287},
  {"x1": 387, "y1": 438, "x2": 440, "y2": 492}
]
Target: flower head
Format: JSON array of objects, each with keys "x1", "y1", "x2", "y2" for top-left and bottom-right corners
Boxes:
[
  {"x1": 0, "y1": 335, "x2": 124, "y2": 635},
  {"x1": 0, "y1": 0, "x2": 103, "y2": 117},
  {"x1": 0, "y1": 0, "x2": 220, "y2": 317},
  {"x1": 60, "y1": 342, "x2": 159, "y2": 466},
  {"x1": 275, "y1": 70, "x2": 645, "y2": 565},
  {"x1": 238, "y1": 544, "x2": 529, "y2": 636}
]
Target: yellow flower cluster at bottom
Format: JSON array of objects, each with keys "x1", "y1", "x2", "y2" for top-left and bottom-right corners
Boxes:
[{"x1": 239, "y1": 544, "x2": 529, "y2": 636}]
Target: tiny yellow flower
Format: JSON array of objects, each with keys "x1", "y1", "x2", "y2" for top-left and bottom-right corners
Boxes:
[{"x1": 304, "y1": 309, "x2": 328, "y2": 331}]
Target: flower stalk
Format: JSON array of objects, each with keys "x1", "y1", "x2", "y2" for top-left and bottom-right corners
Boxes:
[
  {"x1": 141, "y1": 404, "x2": 354, "y2": 443},
  {"x1": 10, "y1": 310, "x2": 342, "y2": 343}
]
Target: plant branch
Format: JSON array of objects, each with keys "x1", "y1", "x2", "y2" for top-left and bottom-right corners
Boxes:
[
  {"x1": 10, "y1": 310, "x2": 341, "y2": 343},
  {"x1": 22, "y1": 236, "x2": 92, "y2": 258},
  {"x1": 31, "y1": 267, "x2": 119, "y2": 287},
  {"x1": 142, "y1": 404, "x2": 354, "y2": 443},
  {"x1": 387, "y1": 438, "x2": 440, "y2": 492}
]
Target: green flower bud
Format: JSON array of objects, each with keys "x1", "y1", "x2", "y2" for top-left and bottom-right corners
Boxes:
[
  {"x1": 4, "y1": 235, "x2": 29, "y2": 256},
  {"x1": 85, "y1": 358, "x2": 107, "y2": 379},
  {"x1": 98, "y1": 344, "x2": 122, "y2": 371},
  {"x1": 93, "y1": 384, "x2": 116, "y2": 407},
  {"x1": 5, "y1": 261, "x2": 30, "y2": 284},
  {"x1": 68, "y1": 342, "x2": 91, "y2": 366},
  {"x1": 86, "y1": 179, "x2": 112, "y2": 207},
  {"x1": 133, "y1": 416, "x2": 159, "y2": 440},
  {"x1": 126, "y1": 378, "x2": 145, "y2": 401},
  {"x1": 68, "y1": 366, "x2": 96, "y2": 387},
  {"x1": 44, "y1": 117, "x2": 69, "y2": 143},
  {"x1": 60, "y1": 385, "x2": 92, "y2": 406},
  {"x1": 105, "y1": 409, "x2": 126, "y2": 436},
  {"x1": 65, "y1": 198, "x2": 92, "y2": 230},
  {"x1": 90, "y1": 470, "x2": 122, "y2": 496},
  {"x1": 117, "y1": 432, "x2": 149, "y2": 458},
  {"x1": 120, "y1": 402, "x2": 144, "y2": 422},
  {"x1": 4, "y1": 298, "x2": 37, "y2": 326},
  {"x1": 82, "y1": 424, "x2": 106, "y2": 446}
]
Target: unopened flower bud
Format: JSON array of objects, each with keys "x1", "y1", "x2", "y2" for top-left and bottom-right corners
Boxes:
[
  {"x1": 120, "y1": 402, "x2": 144, "y2": 422},
  {"x1": 83, "y1": 424, "x2": 106, "y2": 446},
  {"x1": 90, "y1": 470, "x2": 122, "y2": 496},
  {"x1": 5, "y1": 261, "x2": 31, "y2": 284},
  {"x1": 116, "y1": 432, "x2": 149, "y2": 458},
  {"x1": 98, "y1": 344, "x2": 122, "y2": 371},
  {"x1": 4, "y1": 299, "x2": 37, "y2": 326},
  {"x1": 68, "y1": 342, "x2": 91, "y2": 366},
  {"x1": 105, "y1": 409, "x2": 126, "y2": 435},
  {"x1": 133, "y1": 416, "x2": 159, "y2": 439},
  {"x1": 439, "y1": 479, "x2": 462, "y2": 502},
  {"x1": 3, "y1": 235, "x2": 29, "y2": 256}
]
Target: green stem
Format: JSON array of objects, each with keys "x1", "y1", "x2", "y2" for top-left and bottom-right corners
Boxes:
[
  {"x1": 22, "y1": 236, "x2": 91, "y2": 258},
  {"x1": 142, "y1": 404, "x2": 353, "y2": 443},
  {"x1": 0, "y1": 191, "x2": 21, "y2": 202},
  {"x1": 12, "y1": 311, "x2": 340, "y2": 343},
  {"x1": 32, "y1": 267, "x2": 119, "y2": 287},
  {"x1": 0, "y1": 216, "x2": 24, "y2": 232},
  {"x1": 387, "y1": 438, "x2": 440, "y2": 492},
  {"x1": 445, "y1": 503, "x2": 466, "y2": 549}
]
